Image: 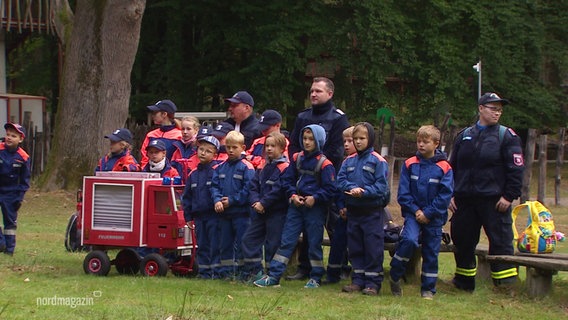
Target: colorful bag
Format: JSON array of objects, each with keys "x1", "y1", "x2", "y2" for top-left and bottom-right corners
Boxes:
[{"x1": 512, "y1": 201, "x2": 556, "y2": 254}]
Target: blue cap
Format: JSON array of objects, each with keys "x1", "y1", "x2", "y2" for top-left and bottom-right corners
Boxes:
[
  {"x1": 4, "y1": 123, "x2": 26, "y2": 139},
  {"x1": 105, "y1": 128, "x2": 133, "y2": 144},
  {"x1": 225, "y1": 91, "x2": 254, "y2": 107},
  {"x1": 211, "y1": 122, "x2": 234, "y2": 139},
  {"x1": 147, "y1": 99, "x2": 177, "y2": 114},
  {"x1": 198, "y1": 135, "x2": 220, "y2": 151},
  {"x1": 478, "y1": 92, "x2": 509, "y2": 106},
  {"x1": 146, "y1": 139, "x2": 167, "y2": 151},
  {"x1": 196, "y1": 125, "x2": 213, "y2": 139},
  {"x1": 256, "y1": 109, "x2": 282, "y2": 132}
]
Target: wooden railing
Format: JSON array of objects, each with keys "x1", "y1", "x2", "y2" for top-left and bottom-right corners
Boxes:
[{"x1": 0, "y1": 0, "x2": 54, "y2": 33}]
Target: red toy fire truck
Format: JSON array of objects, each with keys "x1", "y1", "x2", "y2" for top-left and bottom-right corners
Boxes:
[{"x1": 79, "y1": 172, "x2": 197, "y2": 277}]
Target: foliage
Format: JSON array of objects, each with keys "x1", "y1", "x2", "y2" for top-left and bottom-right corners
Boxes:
[{"x1": 6, "y1": 0, "x2": 568, "y2": 131}]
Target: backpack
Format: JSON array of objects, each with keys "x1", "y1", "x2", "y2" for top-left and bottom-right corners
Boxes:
[
  {"x1": 462, "y1": 125, "x2": 507, "y2": 144},
  {"x1": 295, "y1": 152, "x2": 327, "y2": 186},
  {"x1": 512, "y1": 201, "x2": 557, "y2": 254}
]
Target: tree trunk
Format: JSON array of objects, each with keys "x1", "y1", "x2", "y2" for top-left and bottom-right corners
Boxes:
[{"x1": 40, "y1": 0, "x2": 146, "y2": 191}]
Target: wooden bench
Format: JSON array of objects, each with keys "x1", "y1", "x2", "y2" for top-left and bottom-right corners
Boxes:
[{"x1": 485, "y1": 253, "x2": 568, "y2": 297}]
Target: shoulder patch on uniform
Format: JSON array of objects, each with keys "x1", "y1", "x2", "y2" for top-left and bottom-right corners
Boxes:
[
  {"x1": 436, "y1": 160, "x2": 452, "y2": 174},
  {"x1": 371, "y1": 151, "x2": 387, "y2": 162},
  {"x1": 405, "y1": 156, "x2": 419, "y2": 168},
  {"x1": 507, "y1": 128, "x2": 517, "y2": 136},
  {"x1": 513, "y1": 153, "x2": 524, "y2": 166},
  {"x1": 335, "y1": 108, "x2": 345, "y2": 115}
]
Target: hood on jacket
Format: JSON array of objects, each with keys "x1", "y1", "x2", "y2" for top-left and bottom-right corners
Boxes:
[
  {"x1": 300, "y1": 124, "x2": 326, "y2": 152},
  {"x1": 355, "y1": 122, "x2": 375, "y2": 154}
]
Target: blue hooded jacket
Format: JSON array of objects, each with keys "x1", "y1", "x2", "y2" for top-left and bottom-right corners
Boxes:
[
  {"x1": 182, "y1": 161, "x2": 217, "y2": 222},
  {"x1": 337, "y1": 122, "x2": 390, "y2": 211},
  {"x1": 211, "y1": 154, "x2": 255, "y2": 218},
  {"x1": 397, "y1": 149, "x2": 453, "y2": 227},
  {"x1": 282, "y1": 124, "x2": 336, "y2": 204}
]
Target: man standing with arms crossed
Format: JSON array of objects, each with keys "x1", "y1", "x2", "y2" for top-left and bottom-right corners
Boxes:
[{"x1": 286, "y1": 77, "x2": 350, "y2": 280}]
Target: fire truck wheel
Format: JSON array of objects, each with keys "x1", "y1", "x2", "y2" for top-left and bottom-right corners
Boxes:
[
  {"x1": 83, "y1": 250, "x2": 111, "y2": 276},
  {"x1": 140, "y1": 253, "x2": 168, "y2": 277},
  {"x1": 114, "y1": 249, "x2": 141, "y2": 275}
]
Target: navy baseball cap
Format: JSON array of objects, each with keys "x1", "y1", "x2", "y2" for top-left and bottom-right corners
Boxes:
[
  {"x1": 146, "y1": 139, "x2": 167, "y2": 151},
  {"x1": 225, "y1": 91, "x2": 254, "y2": 107},
  {"x1": 105, "y1": 128, "x2": 133, "y2": 144},
  {"x1": 211, "y1": 122, "x2": 234, "y2": 139},
  {"x1": 4, "y1": 123, "x2": 26, "y2": 139},
  {"x1": 147, "y1": 99, "x2": 177, "y2": 114},
  {"x1": 196, "y1": 125, "x2": 213, "y2": 139},
  {"x1": 198, "y1": 135, "x2": 220, "y2": 152},
  {"x1": 256, "y1": 109, "x2": 282, "y2": 132},
  {"x1": 478, "y1": 92, "x2": 509, "y2": 106}
]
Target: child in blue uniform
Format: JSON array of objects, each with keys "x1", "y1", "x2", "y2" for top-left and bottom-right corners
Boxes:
[
  {"x1": 390, "y1": 125, "x2": 453, "y2": 299},
  {"x1": 254, "y1": 124, "x2": 336, "y2": 289},
  {"x1": 241, "y1": 131, "x2": 289, "y2": 281},
  {"x1": 0, "y1": 123, "x2": 31, "y2": 255},
  {"x1": 338, "y1": 122, "x2": 390, "y2": 296},
  {"x1": 95, "y1": 128, "x2": 140, "y2": 172},
  {"x1": 182, "y1": 135, "x2": 221, "y2": 279},
  {"x1": 211, "y1": 131, "x2": 255, "y2": 279},
  {"x1": 326, "y1": 126, "x2": 355, "y2": 283}
]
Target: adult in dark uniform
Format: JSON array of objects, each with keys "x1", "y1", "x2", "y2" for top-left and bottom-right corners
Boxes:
[
  {"x1": 224, "y1": 91, "x2": 261, "y2": 149},
  {"x1": 286, "y1": 77, "x2": 350, "y2": 280},
  {"x1": 449, "y1": 92, "x2": 525, "y2": 291}
]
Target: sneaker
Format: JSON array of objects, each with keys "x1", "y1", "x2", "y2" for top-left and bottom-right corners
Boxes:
[
  {"x1": 421, "y1": 291, "x2": 434, "y2": 300},
  {"x1": 390, "y1": 279, "x2": 403, "y2": 296},
  {"x1": 362, "y1": 287, "x2": 378, "y2": 296},
  {"x1": 304, "y1": 279, "x2": 320, "y2": 288},
  {"x1": 342, "y1": 283, "x2": 362, "y2": 293},
  {"x1": 254, "y1": 275, "x2": 280, "y2": 288}
]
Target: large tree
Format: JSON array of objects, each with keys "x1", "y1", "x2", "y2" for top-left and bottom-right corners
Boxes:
[{"x1": 40, "y1": 0, "x2": 146, "y2": 190}]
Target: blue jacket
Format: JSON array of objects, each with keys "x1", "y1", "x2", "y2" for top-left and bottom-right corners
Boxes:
[
  {"x1": 211, "y1": 155, "x2": 255, "y2": 218},
  {"x1": 0, "y1": 142, "x2": 30, "y2": 200},
  {"x1": 249, "y1": 155, "x2": 289, "y2": 215},
  {"x1": 397, "y1": 150, "x2": 453, "y2": 226},
  {"x1": 337, "y1": 147, "x2": 390, "y2": 211},
  {"x1": 171, "y1": 140, "x2": 197, "y2": 178},
  {"x1": 288, "y1": 100, "x2": 350, "y2": 171},
  {"x1": 226, "y1": 114, "x2": 261, "y2": 149},
  {"x1": 450, "y1": 123, "x2": 524, "y2": 201},
  {"x1": 95, "y1": 150, "x2": 140, "y2": 173},
  {"x1": 282, "y1": 124, "x2": 337, "y2": 204},
  {"x1": 182, "y1": 161, "x2": 217, "y2": 221}
]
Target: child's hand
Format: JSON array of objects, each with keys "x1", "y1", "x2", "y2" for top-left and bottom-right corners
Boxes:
[
  {"x1": 415, "y1": 209, "x2": 430, "y2": 224},
  {"x1": 304, "y1": 196, "x2": 315, "y2": 208},
  {"x1": 221, "y1": 196, "x2": 230, "y2": 208},
  {"x1": 214, "y1": 201, "x2": 224, "y2": 213},
  {"x1": 291, "y1": 195, "x2": 304, "y2": 207},
  {"x1": 252, "y1": 202, "x2": 265, "y2": 214},
  {"x1": 345, "y1": 187, "x2": 365, "y2": 198},
  {"x1": 339, "y1": 208, "x2": 347, "y2": 220}
]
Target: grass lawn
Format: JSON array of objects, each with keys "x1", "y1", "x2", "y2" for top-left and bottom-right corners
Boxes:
[{"x1": 1, "y1": 169, "x2": 568, "y2": 319}]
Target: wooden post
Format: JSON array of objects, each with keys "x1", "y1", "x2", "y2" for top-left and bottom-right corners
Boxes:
[
  {"x1": 388, "y1": 116, "x2": 395, "y2": 156},
  {"x1": 555, "y1": 128, "x2": 565, "y2": 205},
  {"x1": 521, "y1": 129, "x2": 537, "y2": 202},
  {"x1": 537, "y1": 134, "x2": 547, "y2": 203}
]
